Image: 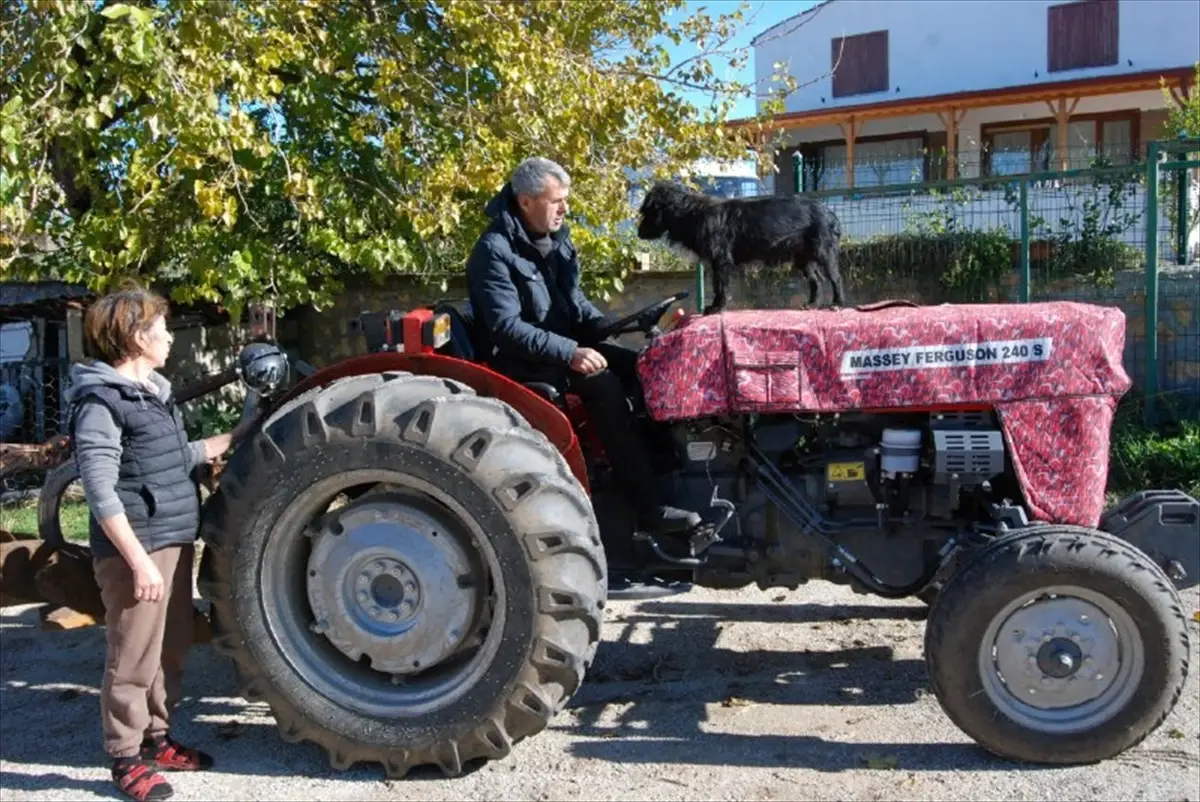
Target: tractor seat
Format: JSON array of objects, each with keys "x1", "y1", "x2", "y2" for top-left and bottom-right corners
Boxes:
[
  {"x1": 431, "y1": 301, "x2": 578, "y2": 413},
  {"x1": 433, "y1": 301, "x2": 488, "y2": 363}
]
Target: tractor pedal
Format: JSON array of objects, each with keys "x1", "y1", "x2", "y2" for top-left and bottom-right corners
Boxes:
[{"x1": 688, "y1": 524, "x2": 722, "y2": 557}]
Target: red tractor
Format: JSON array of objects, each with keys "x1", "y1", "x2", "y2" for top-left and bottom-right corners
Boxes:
[{"x1": 194, "y1": 293, "x2": 1197, "y2": 778}]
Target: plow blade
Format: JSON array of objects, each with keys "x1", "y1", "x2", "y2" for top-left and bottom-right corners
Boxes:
[{"x1": 0, "y1": 531, "x2": 211, "y2": 641}]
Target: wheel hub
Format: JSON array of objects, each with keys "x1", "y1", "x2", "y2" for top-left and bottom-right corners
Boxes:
[
  {"x1": 1036, "y1": 637, "x2": 1083, "y2": 679},
  {"x1": 305, "y1": 492, "x2": 481, "y2": 676},
  {"x1": 358, "y1": 559, "x2": 420, "y2": 625}
]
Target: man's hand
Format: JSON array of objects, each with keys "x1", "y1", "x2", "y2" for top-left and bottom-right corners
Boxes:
[{"x1": 570, "y1": 347, "x2": 608, "y2": 375}]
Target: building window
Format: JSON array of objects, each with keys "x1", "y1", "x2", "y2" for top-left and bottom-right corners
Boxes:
[
  {"x1": 802, "y1": 136, "x2": 926, "y2": 191},
  {"x1": 982, "y1": 114, "x2": 1137, "y2": 176},
  {"x1": 1048, "y1": 0, "x2": 1119, "y2": 73},
  {"x1": 831, "y1": 30, "x2": 889, "y2": 98}
]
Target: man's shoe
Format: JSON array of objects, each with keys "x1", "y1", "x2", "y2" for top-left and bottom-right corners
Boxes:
[{"x1": 637, "y1": 504, "x2": 702, "y2": 535}]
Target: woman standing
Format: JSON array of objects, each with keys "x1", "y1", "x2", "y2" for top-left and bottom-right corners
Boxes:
[{"x1": 66, "y1": 285, "x2": 252, "y2": 801}]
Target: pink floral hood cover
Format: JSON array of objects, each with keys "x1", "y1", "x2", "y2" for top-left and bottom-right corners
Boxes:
[{"x1": 636, "y1": 301, "x2": 1131, "y2": 528}]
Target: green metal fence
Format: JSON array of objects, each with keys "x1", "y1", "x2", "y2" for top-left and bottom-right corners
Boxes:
[
  {"x1": 1144, "y1": 138, "x2": 1200, "y2": 425},
  {"x1": 692, "y1": 140, "x2": 1199, "y2": 426}
]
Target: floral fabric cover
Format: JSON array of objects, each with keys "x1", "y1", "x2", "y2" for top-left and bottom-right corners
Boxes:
[{"x1": 636, "y1": 301, "x2": 1131, "y2": 527}]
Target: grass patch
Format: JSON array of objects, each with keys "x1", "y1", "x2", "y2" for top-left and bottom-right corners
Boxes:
[
  {"x1": 0, "y1": 497, "x2": 91, "y2": 543},
  {"x1": 1108, "y1": 415, "x2": 1200, "y2": 500}
]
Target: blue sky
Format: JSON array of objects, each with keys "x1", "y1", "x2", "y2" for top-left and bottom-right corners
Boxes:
[{"x1": 661, "y1": 0, "x2": 820, "y2": 119}]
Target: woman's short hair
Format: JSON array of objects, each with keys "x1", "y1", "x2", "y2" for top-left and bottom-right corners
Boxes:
[{"x1": 83, "y1": 284, "x2": 170, "y2": 364}]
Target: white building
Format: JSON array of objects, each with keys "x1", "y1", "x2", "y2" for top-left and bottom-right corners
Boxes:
[{"x1": 742, "y1": 0, "x2": 1199, "y2": 256}]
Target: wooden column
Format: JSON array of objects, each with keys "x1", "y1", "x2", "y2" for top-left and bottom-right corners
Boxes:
[
  {"x1": 1169, "y1": 78, "x2": 1192, "y2": 108},
  {"x1": 1046, "y1": 97, "x2": 1081, "y2": 171},
  {"x1": 837, "y1": 116, "x2": 857, "y2": 189},
  {"x1": 937, "y1": 107, "x2": 967, "y2": 179}
]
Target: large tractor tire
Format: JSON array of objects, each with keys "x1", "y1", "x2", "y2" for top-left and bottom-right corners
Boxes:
[
  {"x1": 38, "y1": 460, "x2": 80, "y2": 549},
  {"x1": 198, "y1": 371, "x2": 606, "y2": 778},
  {"x1": 924, "y1": 525, "x2": 1190, "y2": 765}
]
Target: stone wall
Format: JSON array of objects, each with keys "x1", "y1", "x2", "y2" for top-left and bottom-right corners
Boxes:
[{"x1": 1028, "y1": 265, "x2": 1200, "y2": 409}]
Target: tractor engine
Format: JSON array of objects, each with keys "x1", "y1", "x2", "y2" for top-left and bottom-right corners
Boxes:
[{"x1": 661, "y1": 409, "x2": 1013, "y2": 593}]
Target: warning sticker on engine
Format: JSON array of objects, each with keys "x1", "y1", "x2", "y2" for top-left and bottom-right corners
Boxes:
[
  {"x1": 839, "y1": 338, "x2": 1053, "y2": 376},
  {"x1": 827, "y1": 462, "x2": 865, "y2": 481}
]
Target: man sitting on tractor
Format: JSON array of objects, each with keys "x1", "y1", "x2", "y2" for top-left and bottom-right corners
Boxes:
[{"x1": 465, "y1": 156, "x2": 702, "y2": 542}]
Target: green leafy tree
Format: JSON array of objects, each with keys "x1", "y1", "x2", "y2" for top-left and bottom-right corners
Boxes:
[
  {"x1": 1162, "y1": 63, "x2": 1200, "y2": 139},
  {"x1": 1, "y1": 0, "x2": 798, "y2": 315},
  {"x1": 1159, "y1": 62, "x2": 1200, "y2": 258}
]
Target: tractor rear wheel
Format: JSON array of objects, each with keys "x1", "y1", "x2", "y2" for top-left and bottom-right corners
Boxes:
[
  {"x1": 924, "y1": 525, "x2": 1190, "y2": 764},
  {"x1": 198, "y1": 371, "x2": 606, "y2": 778}
]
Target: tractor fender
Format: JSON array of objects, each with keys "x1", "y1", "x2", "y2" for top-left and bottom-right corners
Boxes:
[{"x1": 275, "y1": 352, "x2": 589, "y2": 492}]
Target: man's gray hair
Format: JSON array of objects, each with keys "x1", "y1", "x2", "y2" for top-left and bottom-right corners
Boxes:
[{"x1": 511, "y1": 157, "x2": 571, "y2": 197}]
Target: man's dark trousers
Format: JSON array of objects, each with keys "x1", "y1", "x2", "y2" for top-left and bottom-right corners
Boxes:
[{"x1": 566, "y1": 341, "x2": 669, "y2": 517}]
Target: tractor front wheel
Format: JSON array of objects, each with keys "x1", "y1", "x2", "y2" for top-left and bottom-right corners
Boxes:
[
  {"x1": 924, "y1": 525, "x2": 1190, "y2": 764},
  {"x1": 198, "y1": 371, "x2": 606, "y2": 778}
]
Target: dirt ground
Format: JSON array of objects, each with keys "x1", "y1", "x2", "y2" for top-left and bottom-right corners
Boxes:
[{"x1": 1, "y1": 581, "x2": 1197, "y2": 802}]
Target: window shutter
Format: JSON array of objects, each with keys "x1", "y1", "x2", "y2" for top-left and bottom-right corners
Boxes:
[
  {"x1": 831, "y1": 31, "x2": 889, "y2": 98},
  {"x1": 1048, "y1": 0, "x2": 1119, "y2": 72}
]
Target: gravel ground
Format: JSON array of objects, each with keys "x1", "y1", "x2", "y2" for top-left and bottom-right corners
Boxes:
[{"x1": 1, "y1": 581, "x2": 1197, "y2": 802}]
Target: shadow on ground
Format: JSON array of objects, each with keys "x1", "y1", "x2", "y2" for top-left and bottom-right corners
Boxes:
[{"x1": 0, "y1": 595, "x2": 1036, "y2": 794}]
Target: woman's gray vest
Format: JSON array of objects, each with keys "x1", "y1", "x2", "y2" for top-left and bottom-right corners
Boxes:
[{"x1": 70, "y1": 383, "x2": 200, "y2": 559}]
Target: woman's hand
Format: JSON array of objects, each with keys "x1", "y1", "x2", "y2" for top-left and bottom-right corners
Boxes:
[
  {"x1": 202, "y1": 408, "x2": 263, "y2": 462},
  {"x1": 203, "y1": 432, "x2": 234, "y2": 461},
  {"x1": 99, "y1": 513, "x2": 165, "y2": 603},
  {"x1": 132, "y1": 556, "x2": 165, "y2": 603}
]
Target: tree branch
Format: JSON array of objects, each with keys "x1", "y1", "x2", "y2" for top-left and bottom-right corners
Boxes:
[{"x1": 749, "y1": 1, "x2": 830, "y2": 47}]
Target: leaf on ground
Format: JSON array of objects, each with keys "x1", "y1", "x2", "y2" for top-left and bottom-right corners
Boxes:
[
  {"x1": 721, "y1": 696, "x2": 754, "y2": 708},
  {"x1": 1192, "y1": 610, "x2": 1199, "y2": 623},
  {"x1": 1167, "y1": 728, "x2": 1186, "y2": 739},
  {"x1": 862, "y1": 753, "x2": 899, "y2": 770}
]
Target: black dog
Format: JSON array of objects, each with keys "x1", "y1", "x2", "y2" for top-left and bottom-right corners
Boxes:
[{"x1": 636, "y1": 181, "x2": 846, "y2": 314}]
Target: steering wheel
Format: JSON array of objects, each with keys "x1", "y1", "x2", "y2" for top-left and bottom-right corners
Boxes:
[{"x1": 596, "y1": 290, "x2": 690, "y2": 340}]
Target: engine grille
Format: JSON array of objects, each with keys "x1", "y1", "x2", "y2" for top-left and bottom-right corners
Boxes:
[{"x1": 932, "y1": 430, "x2": 1005, "y2": 484}]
